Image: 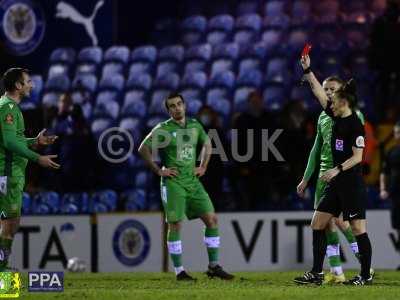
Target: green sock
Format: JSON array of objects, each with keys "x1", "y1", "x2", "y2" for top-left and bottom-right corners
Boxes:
[
  {"x1": 342, "y1": 227, "x2": 359, "y2": 255},
  {"x1": 167, "y1": 230, "x2": 182, "y2": 269},
  {"x1": 326, "y1": 231, "x2": 343, "y2": 275},
  {"x1": 0, "y1": 237, "x2": 13, "y2": 270},
  {"x1": 204, "y1": 228, "x2": 219, "y2": 266}
]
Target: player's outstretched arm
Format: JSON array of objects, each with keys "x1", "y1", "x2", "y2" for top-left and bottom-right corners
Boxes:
[{"x1": 300, "y1": 55, "x2": 329, "y2": 109}]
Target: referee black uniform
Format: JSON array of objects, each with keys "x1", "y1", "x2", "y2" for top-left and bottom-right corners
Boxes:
[{"x1": 317, "y1": 105, "x2": 372, "y2": 281}]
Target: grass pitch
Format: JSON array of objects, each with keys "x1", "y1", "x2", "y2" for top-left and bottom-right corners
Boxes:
[{"x1": 20, "y1": 271, "x2": 400, "y2": 300}]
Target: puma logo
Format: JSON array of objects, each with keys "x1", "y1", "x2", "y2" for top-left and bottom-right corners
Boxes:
[{"x1": 56, "y1": 0, "x2": 104, "y2": 46}]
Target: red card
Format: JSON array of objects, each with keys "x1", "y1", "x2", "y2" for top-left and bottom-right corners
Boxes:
[{"x1": 301, "y1": 43, "x2": 312, "y2": 57}]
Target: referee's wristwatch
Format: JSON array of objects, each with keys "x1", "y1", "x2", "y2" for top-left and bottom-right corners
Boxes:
[{"x1": 336, "y1": 164, "x2": 343, "y2": 173}]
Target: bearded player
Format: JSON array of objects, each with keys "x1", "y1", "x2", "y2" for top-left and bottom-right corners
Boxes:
[
  {"x1": 139, "y1": 93, "x2": 234, "y2": 281},
  {"x1": 0, "y1": 68, "x2": 60, "y2": 271}
]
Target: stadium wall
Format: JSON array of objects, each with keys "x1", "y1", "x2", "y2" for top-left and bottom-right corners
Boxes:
[{"x1": 8, "y1": 211, "x2": 399, "y2": 272}]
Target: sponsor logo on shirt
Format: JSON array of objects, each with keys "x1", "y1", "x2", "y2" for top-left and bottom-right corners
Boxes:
[{"x1": 335, "y1": 139, "x2": 344, "y2": 151}]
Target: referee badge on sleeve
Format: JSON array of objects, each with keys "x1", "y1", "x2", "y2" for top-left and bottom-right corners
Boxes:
[
  {"x1": 0, "y1": 176, "x2": 7, "y2": 196},
  {"x1": 335, "y1": 139, "x2": 344, "y2": 151},
  {"x1": 356, "y1": 136, "x2": 365, "y2": 148}
]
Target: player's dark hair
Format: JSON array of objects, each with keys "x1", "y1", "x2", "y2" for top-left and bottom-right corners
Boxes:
[
  {"x1": 335, "y1": 78, "x2": 358, "y2": 109},
  {"x1": 2, "y1": 68, "x2": 30, "y2": 92},
  {"x1": 165, "y1": 93, "x2": 185, "y2": 110},
  {"x1": 324, "y1": 76, "x2": 345, "y2": 86}
]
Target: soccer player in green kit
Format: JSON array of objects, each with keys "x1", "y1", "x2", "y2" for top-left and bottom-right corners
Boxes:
[
  {"x1": 296, "y1": 76, "x2": 365, "y2": 283},
  {"x1": 0, "y1": 68, "x2": 60, "y2": 271},
  {"x1": 138, "y1": 93, "x2": 234, "y2": 281}
]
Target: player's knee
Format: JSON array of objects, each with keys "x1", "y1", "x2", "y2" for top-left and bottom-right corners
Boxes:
[
  {"x1": 204, "y1": 214, "x2": 218, "y2": 228},
  {"x1": 168, "y1": 222, "x2": 181, "y2": 232}
]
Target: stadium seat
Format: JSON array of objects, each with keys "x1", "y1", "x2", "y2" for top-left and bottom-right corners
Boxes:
[
  {"x1": 261, "y1": 29, "x2": 283, "y2": 51},
  {"x1": 22, "y1": 192, "x2": 32, "y2": 215},
  {"x1": 33, "y1": 192, "x2": 60, "y2": 214},
  {"x1": 237, "y1": 1, "x2": 259, "y2": 16},
  {"x1": 47, "y1": 64, "x2": 69, "y2": 79},
  {"x1": 153, "y1": 73, "x2": 180, "y2": 90},
  {"x1": 291, "y1": 1, "x2": 312, "y2": 25},
  {"x1": 180, "y1": 71, "x2": 207, "y2": 101},
  {"x1": 287, "y1": 26, "x2": 310, "y2": 54},
  {"x1": 50, "y1": 47, "x2": 76, "y2": 65},
  {"x1": 72, "y1": 73, "x2": 97, "y2": 94},
  {"x1": 211, "y1": 43, "x2": 239, "y2": 76},
  {"x1": 91, "y1": 117, "x2": 113, "y2": 139},
  {"x1": 61, "y1": 193, "x2": 91, "y2": 214},
  {"x1": 104, "y1": 46, "x2": 130, "y2": 64},
  {"x1": 41, "y1": 92, "x2": 60, "y2": 107},
  {"x1": 265, "y1": 56, "x2": 290, "y2": 83},
  {"x1": 237, "y1": 69, "x2": 263, "y2": 87},
  {"x1": 27, "y1": 74, "x2": 43, "y2": 105},
  {"x1": 345, "y1": 23, "x2": 368, "y2": 50},
  {"x1": 263, "y1": 83, "x2": 287, "y2": 111},
  {"x1": 264, "y1": 0, "x2": 286, "y2": 17},
  {"x1": 184, "y1": 44, "x2": 212, "y2": 75},
  {"x1": 122, "y1": 96, "x2": 147, "y2": 118},
  {"x1": 234, "y1": 14, "x2": 262, "y2": 45},
  {"x1": 94, "y1": 99, "x2": 120, "y2": 119},
  {"x1": 45, "y1": 74, "x2": 70, "y2": 92},
  {"x1": 149, "y1": 90, "x2": 170, "y2": 116},
  {"x1": 181, "y1": 15, "x2": 207, "y2": 45},
  {"x1": 101, "y1": 62, "x2": 124, "y2": 78},
  {"x1": 207, "y1": 70, "x2": 235, "y2": 100},
  {"x1": 119, "y1": 117, "x2": 142, "y2": 144},
  {"x1": 92, "y1": 190, "x2": 118, "y2": 211},
  {"x1": 186, "y1": 99, "x2": 203, "y2": 116},
  {"x1": 207, "y1": 97, "x2": 231, "y2": 117},
  {"x1": 156, "y1": 45, "x2": 185, "y2": 77},
  {"x1": 131, "y1": 45, "x2": 157, "y2": 63},
  {"x1": 207, "y1": 15, "x2": 234, "y2": 45},
  {"x1": 146, "y1": 115, "x2": 166, "y2": 129},
  {"x1": 99, "y1": 74, "x2": 125, "y2": 92},
  {"x1": 96, "y1": 91, "x2": 118, "y2": 107},
  {"x1": 124, "y1": 189, "x2": 147, "y2": 211},
  {"x1": 78, "y1": 46, "x2": 103, "y2": 64}
]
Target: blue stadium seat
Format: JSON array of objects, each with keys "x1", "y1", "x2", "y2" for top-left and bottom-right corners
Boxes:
[
  {"x1": 263, "y1": 83, "x2": 286, "y2": 111},
  {"x1": 153, "y1": 73, "x2": 180, "y2": 90},
  {"x1": 94, "y1": 99, "x2": 120, "y2": 119},
  {"x1": 287, "y1": 26, "x2": 310, "y2": 53},
  {"x1": 233, "y1": 87, "x2": 254, "y2": 111},
  {"x1": 131, "y1": 45, "x2": 157, "y2": 63},
  {"x1": 184, "y1": 44, "x2": 212, "y2": 75},
  {"x1": 50, "y1": 47, "x2": 76, "y2": 65},
  {"x1": 264, "y1": 0, "x2": 286, "y2": 17},
  {"x1": 238, "y1": 57, "x2": 262, "y2": 76},
  {"x1": 61, "y1": 193, "x2": 91, "y2": 214},
  {"x1": 156, "y1": 61, "x2": 181, "y2": 77},
  {"x1": 41, "y1": 92, "x2": 60, "y2": 107},
  {"x1": 207, "y1": 97, "x2": 231, "y2": 117},
  {"x1": 22, "y1": 192, "x2": 32, "y2": 215},
  {"x1": 134, "y1": 171, "x2": 151, "y2": 189},
  {"x1": 234, "y1": 14, "x2": 262, "y2": 45},
  {"x1": 96, "y1": 90, "x2": 118, "y2": 106},
  {"x1": 291, "y1": 1, "x2": 312, "y2": 25},
  {"x1": 92, "y1": 190, "x2": 118, "y2": 211},
  {"x1": 146, "y1": 115, "x2": 166, "y2": 129},
  {"x1": 91, "y1": 117, "x2": 113, "y2": 139},
  {"x1": 212, "y1": 43, "x2": 239, "y2": 60},
  {"x1": 207, "y1": 15, "x2": 234, "y2": 45},
  {"x1": 181, "y1": 15, "x2": 207, "y2": 45},
  {"x1": 45, "y1": 74, "x2": 70, "y2": 92},
  {"x1": 119, "y1": 117, "x2": 142, "y2": 144},
  {"x1": 265, "y1": 56, "x2": 290, "y2": 83},
  {"x1": 34, "y1": 191, "x2": 60, "y2": 214},
  {"x1": 157, "y1": 45, "x2": 185, "y2": 77},
  {"x1": 78, "y1": 46, "x2": 103, "y2": 64},
  {"x1": 24, "y1": 74, "x2": 43, "y2": 107},
  {"x1": 237, "y1": 69, "x2": 263, "y2": 87},
  {"x1": 180, "y1": 72, "x2": 207, "y2": 100},
  {"x1": 122, "y1": 95, "x2": 147, "y2": 118},
  {"x1": 149, "y1": 90, "x2": 170, "y2": 116},
  {"x1": 72, "y1": 73, "x2": 97, "y2": 94},
  {"x1": 128, "y1": 62, "x2": 152, "y2": 77},
  {"x1": 124, "y1": 189, "x2": 147, "y2": 211},
  {"x1": 237, "y1": 1, "x2": 259, "y2": 16},
  {"x1": 314, "y1": 24, "x2": 342, "y2": 51},
  {"x1": 186, "y1": 99, "x2": 203, "y2": 116},
  {"x1": 261, "y1": 29, "x2": 283, "y2": 51},
  {"x1": 210, "y1": 59, "x2": 234, "y2": 77},
  {"x1": 104, "y1": 46, "x2": 130, "y2": 64},
  {"x1": 126, "y1": 73, "x2": 152, "y2": 91},
  {"x1": 99, "y1": 74, "x2": 124, "y2": 92},
  {"x1": 290, "y1": 84, "x2": 314, "y2": 104},
  {"x1": 207, "y1": 70, "x2": 235, "y2": 100},
  {"x1": 47, "y1": 64, "x2": 69, "y2": 79},
  {"x1": 345, "y1": 23, "x2": 368, "y2": 50},
  {"x1": 101, "y1": 62, "x2": 124, "y2": 78}
]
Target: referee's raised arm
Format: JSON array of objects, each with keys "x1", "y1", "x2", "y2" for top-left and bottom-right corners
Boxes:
[{"x1": 300, "y1": 55, "x2": 329, "y2": 109}]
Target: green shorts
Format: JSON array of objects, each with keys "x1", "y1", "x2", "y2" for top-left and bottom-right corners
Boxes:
[
  {"x1": 0, "y1": 176, "x2": 24, "y2": 219},
  {"x1": 314, "y1": 178, "x2": 327, "y2": 210},
  {"x1": 160, "y1": 178, "x2": 215, "y2": 223}
]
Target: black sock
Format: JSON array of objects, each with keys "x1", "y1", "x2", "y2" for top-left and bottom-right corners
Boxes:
[
  {"x1": 311, "y1": 230, "x2": 327, "y2": 273},
  {"x1": 356, "y1": 233, "x2": 372, "y2": 280}
]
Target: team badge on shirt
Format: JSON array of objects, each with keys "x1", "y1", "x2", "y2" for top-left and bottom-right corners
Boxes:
[
  {"x1": 4, "y1": 113, "x2": 13, "y2": 124},
  {"x1": 335, "y1": 139, "x2": 344, "y2": 151}
]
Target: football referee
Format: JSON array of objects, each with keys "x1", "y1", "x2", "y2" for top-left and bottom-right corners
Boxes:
[{"x1": 295, "y1": 55, "x2": 373, "y2": 286}]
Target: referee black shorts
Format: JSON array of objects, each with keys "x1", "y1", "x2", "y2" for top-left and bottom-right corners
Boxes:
[
  {"x1": 317, "y1": 173, "x2": 367, "y2": 221},
  {"x1": 391, "y1": 195, "x2": 400, "y2": 230}
]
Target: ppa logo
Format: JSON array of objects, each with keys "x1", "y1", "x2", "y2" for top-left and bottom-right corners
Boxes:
[{"x1": 28, "y1": 272, "x2": 64, "y2": 292}]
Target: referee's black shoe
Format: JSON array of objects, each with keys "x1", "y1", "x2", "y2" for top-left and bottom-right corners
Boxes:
[
  {"x1": 176, "y1": 271, "x2": 196, "y2": 281},
  {"x1": 343, "y1": 275, "x2": 373, "y2": 286},
  {"x1": 206, "y1": 265, "x2": 234, "y2": 280},
  {"x1": 294, "y1": 271, "x2": 324, "y2": 285}
]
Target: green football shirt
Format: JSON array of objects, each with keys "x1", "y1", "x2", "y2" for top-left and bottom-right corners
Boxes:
[
  {"x1": 0, "y1": 95, "x2": 39, "y2": 178},
  {"x1": 143, "y1": 118, "x2": 209, "y2": 184},
  {"x1": 304, "y1": 109, "x2": 365, "y2": 179}
]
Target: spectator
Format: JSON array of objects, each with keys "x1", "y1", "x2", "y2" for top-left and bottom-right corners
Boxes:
[
  {"x1": 197, "y1": 105, "x2": 229, "y2": 211},
  {"x1": 380, "y1": 121, "x2": 400, "y2": 269},
  {"x1": 45, "y1": 93, "x2": 97, "y2": 192},
  {"x1": 231, "y1": 90, "x2": 278, "y2": 210}
]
